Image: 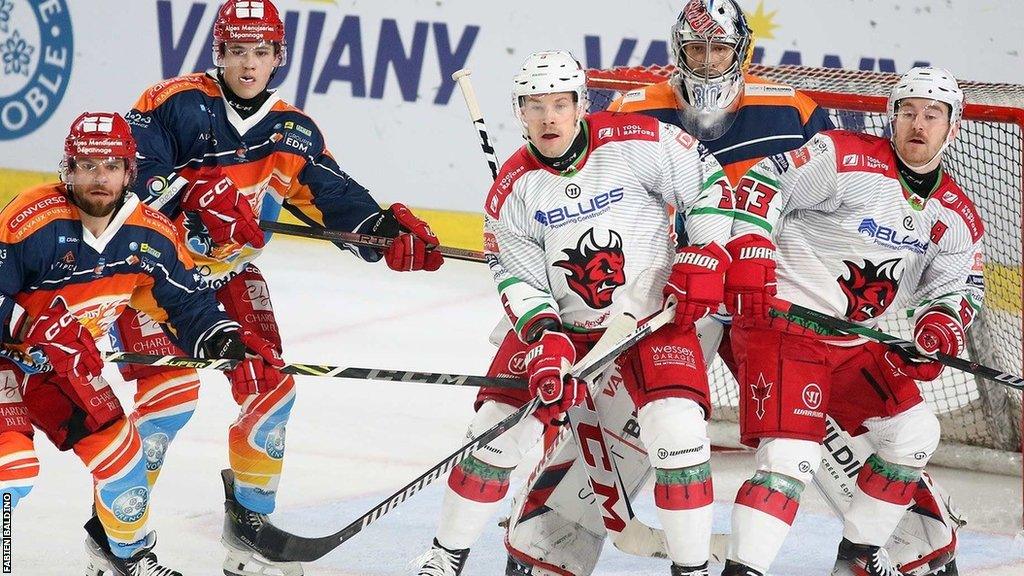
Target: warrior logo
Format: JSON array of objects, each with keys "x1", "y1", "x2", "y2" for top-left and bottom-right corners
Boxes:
[
  {"x1": 802, "y1": 383, "x2": 822, "y2": 410},
  {"x1": 837, "y1": 258, "x2": 902, "y2": 321},
  {"x1": 750, "y1": 373, "x2": 772, "y2": 420},
  {"x1": 553, "y1": 229, "x2": 625, "y2": 309}
]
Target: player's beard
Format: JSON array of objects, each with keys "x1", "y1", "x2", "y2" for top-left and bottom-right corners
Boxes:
[{"x1": 72, "y1": 186, "x2": 122, "y2": 218}]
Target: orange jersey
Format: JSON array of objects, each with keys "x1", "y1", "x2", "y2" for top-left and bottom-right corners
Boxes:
[
  {"x1": 0, "y1": 184, "x2": 236, "y2": 355},
  {"x1": 128, "y1": 72, "x2": 384, "y2": 287},
  {"x1": 608, "y1": 74, "x2": 833, "y2": 187}
]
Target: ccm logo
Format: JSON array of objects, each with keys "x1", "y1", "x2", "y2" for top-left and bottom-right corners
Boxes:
[
  {"x1": 197, "y1": 177, "x2": 233, "y2": 207},
  {"x1": 44, "y1": 313, "x2": 75, "y2": 341}
]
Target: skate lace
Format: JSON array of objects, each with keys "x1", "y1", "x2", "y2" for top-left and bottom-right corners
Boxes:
[
  {"x1": 130, "y1": 553, "x2": 180, "y2": 576},
  {"x1": 412, "y1": 546, "x2": 462, "y2": 576},
  {"x1": 244, "y1": 510, "x2": 266, "y2": 531}
]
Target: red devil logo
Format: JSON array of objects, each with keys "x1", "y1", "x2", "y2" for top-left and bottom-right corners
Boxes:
[
  {"x1": 837, "y1": 258, "x2": 902, "y2": 321},
  {"x1": 554, "y1": 229, "x2": 626, "y2": 309}
]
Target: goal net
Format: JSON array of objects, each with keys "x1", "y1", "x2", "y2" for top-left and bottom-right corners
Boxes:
[{"x1": 586, "y1": 64, "x2": 1024, "y2": 474}]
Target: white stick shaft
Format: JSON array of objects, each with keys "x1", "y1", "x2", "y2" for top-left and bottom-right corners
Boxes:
[{"x1": 451, "y1": 68, "x2": 500, "y2": 180}]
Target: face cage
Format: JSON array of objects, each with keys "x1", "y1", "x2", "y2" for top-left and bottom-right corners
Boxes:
[
  {"x1": 674, "y1": 37, "x2": 744, "y2": 83},
  {"x1": 213, "y1": 41, "x2": 288, "y2": 68}
]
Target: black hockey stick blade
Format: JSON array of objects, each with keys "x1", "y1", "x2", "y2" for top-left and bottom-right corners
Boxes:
[
  {"x1": 260, "y1": 220, "x2": 486, "y2": 264},
  {"x1": 770, "y1": 297, "x2": 1024, "y2": 390},
  {"x1": 253, "y1": 305, "x2": 675, "y2": 562},
  {"x1": 97, "y1": 351, "x2": 525, "y2": 389}
]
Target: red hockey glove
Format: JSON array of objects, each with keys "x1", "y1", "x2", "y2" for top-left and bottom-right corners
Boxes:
[
  {"x1": 203, "y1": 329, "x2": 285, "y2": 395},
  {"x1": 380, "y1": 204, "x2": 443, "y2": 272},
  {"x1": 663, "y1": 242, "x2": 731, "y2": 327},
  {"x1": 526, "y1": 331, "x2": 585, "y2": 424},
  {"x1": 724, "y1": 234, "x2": 777, "y2": 319},
  {"x1": 24, "y1": 298, "x2": 102, "y2": 386},
  {"x1": 885, "y1": 309, "x2": 964, "y2": 381},
  {"x1": 181, "y1": 171, "x2": 265, "y2": 249}
]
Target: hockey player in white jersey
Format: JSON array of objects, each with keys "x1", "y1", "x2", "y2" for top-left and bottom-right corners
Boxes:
[
  {"x1": 722, "y1": 67, "x2": 983, "y2": 576},
  {"x1": 414, "y1": 49, "x2": 735, "y2": 576}
]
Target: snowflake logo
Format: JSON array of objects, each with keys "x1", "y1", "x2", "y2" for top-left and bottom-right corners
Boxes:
[
  {"x1": 0, "y1": 0, "x2": 12, "y2": 34},
  {"x1": 2, "y1": 30, "x2": 33, "y2": 76}
]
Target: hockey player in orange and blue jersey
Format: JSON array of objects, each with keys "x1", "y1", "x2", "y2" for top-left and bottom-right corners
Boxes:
[
  {"x1": 0, "y1": 111, "x2": 280, "y2": 576},
  {"x1": 115, "y1": 2, "x2": 444, "y2": 574}
]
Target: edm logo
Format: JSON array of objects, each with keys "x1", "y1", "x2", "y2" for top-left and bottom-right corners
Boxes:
[{"x1": 0, "y1": 0, "x2": 73, "y2": 140}]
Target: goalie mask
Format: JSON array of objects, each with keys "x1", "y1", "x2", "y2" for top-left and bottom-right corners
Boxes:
[
  {"x1": 511, "y1": 50, "x2": 588, "y2": 148},
  {"x1": 888, "y1": 66, "x2": 964, "y2": 170},
  {"x1": 212, "y1": 0, "x2": 287, "y2": 67},
  {"x1": 670, "y1": 0, "x2": 752, "y2": 139}
]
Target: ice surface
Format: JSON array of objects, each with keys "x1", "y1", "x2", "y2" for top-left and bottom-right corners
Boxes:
[{"x1": 9, "y1": 237, "x2": 1023, "y2": 575}]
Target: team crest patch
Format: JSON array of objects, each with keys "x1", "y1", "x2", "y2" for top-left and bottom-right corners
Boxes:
[
  {"x1": 553, "y1": 228, "x2": 625, "y2": 309},
  {"x1": 837, "y1": 258, "x2": 902, "y2": 321},
  {"x1": 111, "y1": 487, "x2": 149, "y2": 523},
  {"x1": 0, "y1": 0, "x2": 73, "y2": 140},
  {"x1": 265, "y1": 422, "x2": 287, "y2": 459}
]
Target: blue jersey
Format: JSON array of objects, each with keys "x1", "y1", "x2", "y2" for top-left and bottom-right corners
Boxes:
[
  {"x1": 0, "y1": 184, "x2": 236, "y2": 356},
  {"x1": 127, "y1": 72, "x2": 384, "y2": 285}
]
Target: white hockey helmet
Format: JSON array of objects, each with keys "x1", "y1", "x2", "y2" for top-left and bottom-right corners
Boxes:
[
  {"x1": 888, "y1": 66, "x2": 964, "y2": 128},
  {"x1": 511, "y1": 50, "x2": 588, "y2": 136},
  {"x1": 888, "y1": 66, "x2": 965, "y2": 168},
  {"x1": 670, "y1": 0, "x2": 752, "y2": 115}
]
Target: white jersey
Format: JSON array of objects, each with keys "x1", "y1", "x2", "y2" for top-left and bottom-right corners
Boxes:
[
  {"x1": 734, "y1": 130, "x2": 985, "y2": 337},
  {"x1": 484, "y1": 111, "x2": 731, "y2": 341}
]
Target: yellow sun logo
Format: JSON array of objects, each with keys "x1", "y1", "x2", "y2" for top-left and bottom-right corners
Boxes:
[{"x1": 745, "y1": 1, "x2": 780, "y2": 41}]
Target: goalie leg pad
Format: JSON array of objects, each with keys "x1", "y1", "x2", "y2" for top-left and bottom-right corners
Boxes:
[
  {"x1": 888, "y1": 472, "x2": 963, "y2": 575},
  {"x1": 730, "y1": 438, "x2": 819, "y2": 574}
]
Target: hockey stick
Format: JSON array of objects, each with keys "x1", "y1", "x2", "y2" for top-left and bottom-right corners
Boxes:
[
  {"x1": 253, "y1": 305, "x2": 674, "y2": 562},
  {"x1": 452, "y1": 69, "x2": 500, "y2": 180},
  {"x1": 99, "y1": 351, "x2": 525, "y2": 389},
  {"x1": 769, "y1": 297, "x2": 1024, "y2": 389},
  {"x1": 259, "y1": 220, "x2": 486, "y2": 264},
  {"x1": 0, "y1": 347, "x2": 525, "y2": 390}
]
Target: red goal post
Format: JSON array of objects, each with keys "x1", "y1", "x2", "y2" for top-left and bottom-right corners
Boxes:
[{"x1": 586, "y1": 63, "x2": 1024, "y2": 477}]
